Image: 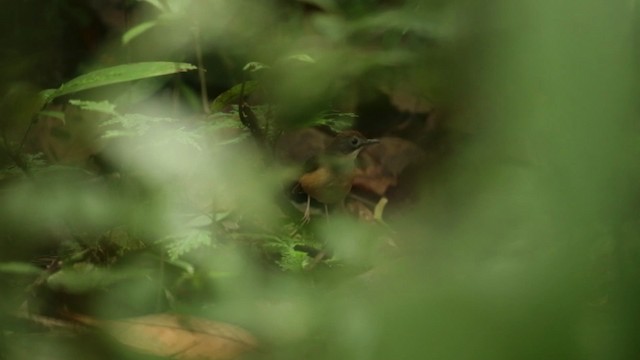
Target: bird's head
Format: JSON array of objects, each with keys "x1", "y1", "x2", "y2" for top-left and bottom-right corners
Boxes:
[{"x1": 326, "y1": 130, "x2": 379, "y2": 157}]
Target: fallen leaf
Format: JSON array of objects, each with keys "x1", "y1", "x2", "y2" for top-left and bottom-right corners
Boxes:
[
  {"x1": 75, "y1": 313, "x2": 257, "y2": 360},
  {"x1": 355, "y1": 137, "x2": 426, "y2": 195}
]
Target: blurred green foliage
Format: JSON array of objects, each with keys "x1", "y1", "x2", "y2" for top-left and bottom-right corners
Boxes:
[{"x1": 1, "y1": 0, "x2": 640, "y2": 359}]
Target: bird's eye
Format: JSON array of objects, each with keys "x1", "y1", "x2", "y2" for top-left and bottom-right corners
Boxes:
[{"x1": 350, "y1": 137, "x2": 360, "y2": 146}]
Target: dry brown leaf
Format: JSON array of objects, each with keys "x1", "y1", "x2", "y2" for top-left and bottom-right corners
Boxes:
[
  {"x1": 77, "y1": 313, "x2": 257, "y2": 360},
  {"x1": 355, "y1": 137, "x2": 426, "y2": 195},
  {"x1": 352, "y1": 165, "x2": 397, "y2": 196}
]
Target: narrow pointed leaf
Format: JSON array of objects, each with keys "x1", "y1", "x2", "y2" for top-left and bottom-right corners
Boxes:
[
  {"x1": 122, "y1": 21, "x2": 157, "y2": 45},
  {"x1": 42, "y1": 62, "x2": 197, "y2": 101}
]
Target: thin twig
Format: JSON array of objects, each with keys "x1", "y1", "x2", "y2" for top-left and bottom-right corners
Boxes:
[
  {"x1": 305, "y1": 250, "x2": 326, "y2": 271},
  {"x1": 6, "y1": 115, "x2": 39, "y2": 176},
  {"x1": 16, "y1": 116, "x2": 37, "y2": 155}
]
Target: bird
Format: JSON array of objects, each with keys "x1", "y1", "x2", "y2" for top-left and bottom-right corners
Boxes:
[{"x1": 296, "y1": 130, "x2": 379, "y2": 222}]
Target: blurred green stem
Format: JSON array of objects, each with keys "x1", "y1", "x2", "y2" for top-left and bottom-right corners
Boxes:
[{"x1": 193, "y1": 24, "x2": 210, "y2": 114}]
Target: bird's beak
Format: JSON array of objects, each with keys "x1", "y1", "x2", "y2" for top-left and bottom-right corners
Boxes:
[{"x1": 351, "y1": 138, "x2": 379, "y2": 157}]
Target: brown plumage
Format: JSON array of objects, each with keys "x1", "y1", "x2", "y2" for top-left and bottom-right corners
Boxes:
[{"x1": 297, "y1": 130, "x2": 378, "y2": 222}]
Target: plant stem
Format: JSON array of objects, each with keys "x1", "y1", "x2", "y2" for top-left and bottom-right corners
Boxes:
[{"x1": 193, "y1": 25, "x2": 210, "y2": 114}]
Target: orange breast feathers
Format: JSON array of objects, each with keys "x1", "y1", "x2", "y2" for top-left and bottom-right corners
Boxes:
[{"x1": 299, "y1": 166, "x2": 355, "y2": 205}]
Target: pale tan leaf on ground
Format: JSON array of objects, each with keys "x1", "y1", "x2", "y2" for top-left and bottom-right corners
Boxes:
[{"x1": 82, "y1": 314, "x2": 258, "y2": 360}]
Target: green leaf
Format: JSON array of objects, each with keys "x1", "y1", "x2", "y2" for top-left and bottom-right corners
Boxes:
[
  {"x1": 100, "y1": 113, "x2": 176, "y2": 139},
  {"x1": 160, "y1": 229, "x2": 213, "y2": 260},
  {"x1": 172, "y1": 127, "x2": 203, "y2": 151},
  {"x1": 214, "y1": 211, "x2": 232, "y2": 222},
  {"x1": 278, "y1": 246, "x2": 310, "y2": 272},
  {"x1": 42, "y1": 62, "x2": 197, "y2": 101},
  {"x1": 165, "y1": 258, "x2": 194, "y2": 275},
  {"x1": 69, "y1": 99, "x2": 118, "y2": 116},
  {"x1": 39, "y1": 89, "x2": 57, "y2": 103},
  {"x1": 308, "y1": 111, "x2": 358, "y2": 132},
  {"x1": 205, "y1": 112, "x2": 243, "y2": 128},
  {"x1": 102, "y1": 130, "x2": 138, "y2": 139},
  {"x1": 47, "y1": 264, "x2": 142, "y2": 293},
  {"x1": 285, "y1": 54, "x2": 316, "y2": 64},
  {"x1": 0, "y1": 262, "x2": 42, "y2": 275},
  {"x1": 122, "y1": 20, "x2": 157, "y2": 45},
  {"x1": 186, "y1": 214, "x2": 213, "y2": 228},
  {"x1": 140, "y1": 0, "x2": 167, "y2": 12},
  {"x1": 210, "y1": 81, "x2": 257, "y2": 113},
  {"x1": 100, "y1": 113, "x2": 173, "y2": 128},
  {"x1": 243, "y1": 62, "x2": 270, "y2": 72},
  {"x1": 38, "y1": 110, "x2": 66, "y2": 122}
]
